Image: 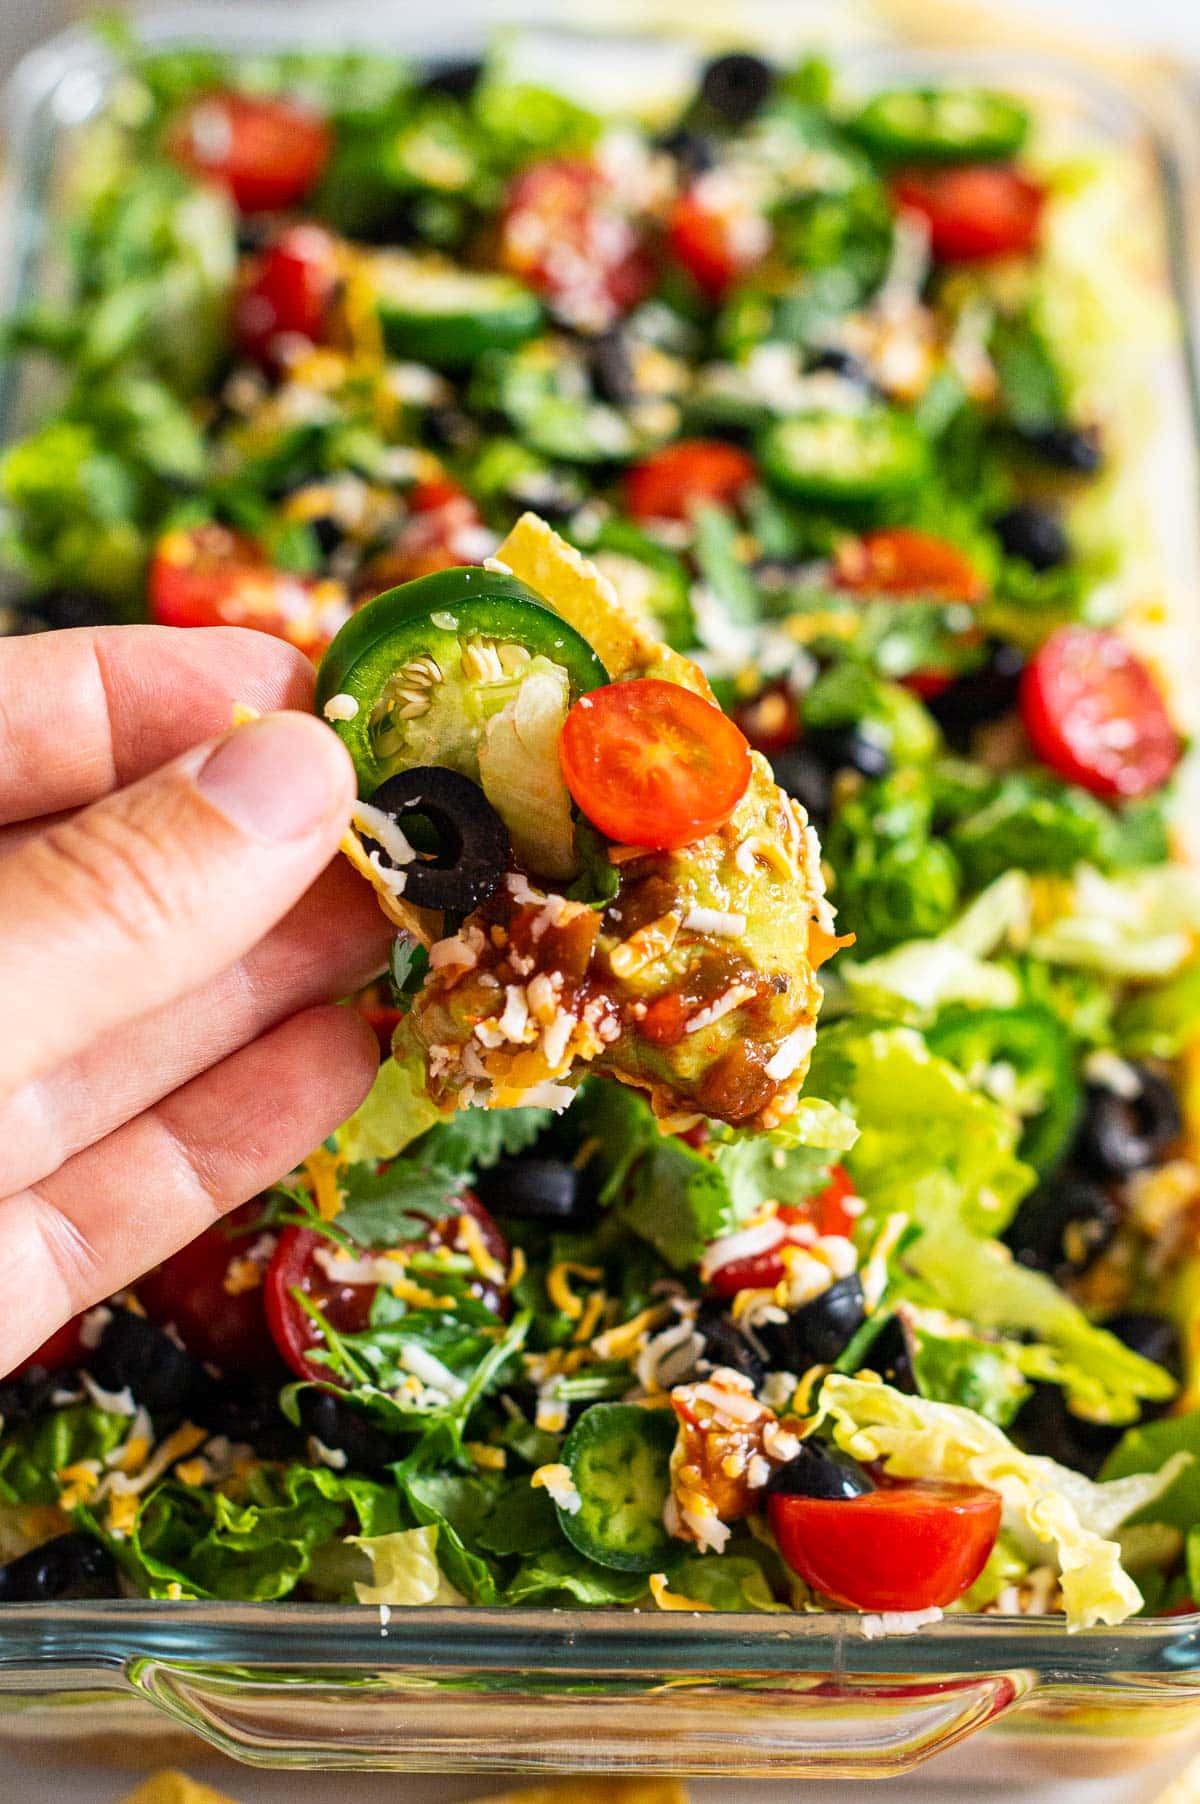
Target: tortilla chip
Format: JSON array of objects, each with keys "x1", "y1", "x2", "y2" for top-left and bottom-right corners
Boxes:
[
  {"x1": 118, "y1": 1774, "x2": 242, "y2": 1804},
  {"x1": 476, "y1": 1783, "x2": 689, "y2": 1804},
  {"x1": 496, "y1": 513, "x2": 659, "y2": 680},
  {"x1": 340, "y1": 823, "x2": 442, "y2": 947}
]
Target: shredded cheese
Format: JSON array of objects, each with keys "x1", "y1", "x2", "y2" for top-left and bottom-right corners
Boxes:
[{"x1": 546, "y1": 1261, "x2": 603, "y2": 1321}]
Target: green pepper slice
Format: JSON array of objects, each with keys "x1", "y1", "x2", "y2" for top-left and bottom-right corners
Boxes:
[
  {"x1": 316, "y1": 566, "x2": 609, "y2": 797},
  {"x1": 372, "y1": 256, "x2": 543, "y2": 369},
  {"x1": 758, "y1": 407, "x2": 928, "y2": 502},
  {"x1": 852, "y1": 88, "x2": 1030, "y2": 165},
  {"x1": 928, "y1": 1003, "x2": 1081, "y2": 1176}
]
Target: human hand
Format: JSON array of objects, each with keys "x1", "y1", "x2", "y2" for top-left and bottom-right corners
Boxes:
[{"x1": 0, "y1": 625, "x2": 392, "y2": 1373}]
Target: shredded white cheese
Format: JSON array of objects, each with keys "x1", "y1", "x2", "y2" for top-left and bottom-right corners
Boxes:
[
  {"x1": 680, "y1": 906, "x2": 748, "y2": 938},
  {"x1": 531, "y1": 1463, "x2": 582, "y2": 1514}
]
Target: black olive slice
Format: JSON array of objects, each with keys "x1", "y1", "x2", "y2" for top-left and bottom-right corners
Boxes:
[
  {"x1": 1020, "y1": 423, "x2": 1103, "y2": 474},
  {"x1": 298, "y1": 1389, "x2": 397, "y2": 1475},
  {"x1": 755, "y1": 1275, "x2": 867, "y2": 1371},
  {"x1": 802, "y1": 726, "x2": 891, "y2": 782},
  {"x1": 699, "y1": 52, "x2": 775, "y2": 126},
  {"x1": 475, "y1": 1157, "x2": 586, "y2": 1224},
  {"x1": 1076, "y1": 1067, "x2": 1182, "y2": 1180},
  {"x1": 1003, "y1": 1172, "x2": 1120, "y2": 1280},
  {"x1": 366, "y1": 767, "x2": 512, "y2": 913},
  {"x1": 0, "y1": 1533, "x2": 117, "y2": 1603},
  {"x1": 91, "y1": 1311, "x2": 204, "y2": 1417},
  {"x1": 927, "y1": 639, "x2": 1025, "y2": 741},
  {"x1": 992, "y1": 503, "x2": 1069, "y2": 571},
  {"x1": 695, "y1": 1300, "x2": 766, "y2": 1389},
  {"x1": 765, "y1": 1439, "x2": 875, "y2": 1499}
]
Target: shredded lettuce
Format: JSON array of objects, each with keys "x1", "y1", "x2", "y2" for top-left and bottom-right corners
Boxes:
[
  {"x1": 809, "y1": 1024, "x2": 1033, "y2": 1239},
  {"x1": 842, "y1": 873, "x2": 1029, "y2": 1014},
  {"x1": 586, "y1": 1082, "x2": 856, "y2": 1269},
  {"x1": 336, "y1": 1050, "x2": 445, "y2": 1164},
  {"x1": 351, "y1": 1525, "x2": 466, "y2": 1606},
  {"x1": 820, "y1": 1376, "x2": 1190, "y2": 1629},
  {"x1": 1029, "y1": 866, "x2": 1200, "y2": 979}
]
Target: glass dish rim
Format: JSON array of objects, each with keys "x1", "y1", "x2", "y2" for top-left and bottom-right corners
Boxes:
[{"x1": 2, "y1": 4, "x2": 1200, "y2": 1685}]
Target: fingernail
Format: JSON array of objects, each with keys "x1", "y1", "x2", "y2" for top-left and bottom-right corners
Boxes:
[{"x1": 197, "y1": 713, "x2": 348, "y2": 843}]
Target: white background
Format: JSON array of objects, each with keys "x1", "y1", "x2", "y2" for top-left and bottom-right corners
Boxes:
[{"x1": 3, "y1": 0, "x2": 1200, "y2": 1797}]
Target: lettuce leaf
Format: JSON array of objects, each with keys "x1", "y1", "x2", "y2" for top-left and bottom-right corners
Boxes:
[
  {"x1": 1029, "y1": 866, "x2": 1200, "y2": 980},
  {"x1": 351, "y1": 1525, "x2": 466, "y2": 1606},
  {"x1": 1099, "y1": 1411, "x2": 1200, "y2": 1529},
  {"x1": 335, "y1": 1051, "x2": 445, "y2": 1164},
  {"x1": 0, "y1": 1404, "x2": 132, "y2": 1506},
  {"x1": 90, "y1": 1464, "x2": 401, "y2": 1602},
  {"x1": 820, "y1": 1375, "x2": 1190, "y2": 1629},
  {"x1": 504, "y1": 1545, "x2": 649, "y2": 1607},
  {"x1": 589, "y1": 1081, "x2": 856, "y2": 1269},
  {"x1": 910, "y1": 1225, "x2": 1176, "y2": 1424},
  {"x1": 809, "y1": 1024, "x2": 1170, "y2": 1422},
  {"x1": 809, "y1": 1024, "x2": 1033, "y2": 1239}
]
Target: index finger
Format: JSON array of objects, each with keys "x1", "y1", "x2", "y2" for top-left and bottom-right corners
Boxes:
[{"x1": 0, "y1": 624, "x2": 317, "y2": 826}]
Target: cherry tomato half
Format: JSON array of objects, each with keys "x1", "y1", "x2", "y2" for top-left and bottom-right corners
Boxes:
[
  {"x1": 138, "y1": 1201, "x2": 281, "y2": 1374},
  {"x1": 891, "y1": 165, "x2": 1044, "y2": 262},
  {"x1": 560, "y1": 677, "x2": 752, "y2": 851},
  {"x1": 833, "y1": 528, "x2": 985, "y2": 603},
  {"x1": 768, "y1": 1479, "x2": 1001, "y2": 1611},
  {"x1": 169, "y1": 92, "x2": 332, "y2": 214},
  {"x1": 1019, "y1": 626, "x2": 1181, "y2": 800},
  {"x1": 264, "y1": 1198, "x2": 508, "y2": 1384},
  {"x1": 10, "y1": 1315, "x2": 87, "y2": 1379},
  {"x1": 707, "y1": 1166, "x2": 859, "y2": 1299},
  {"x1": 625, "y1": 440, "x2": 757, "y2": 524},
  {"x1": 499, "y1": 158, "x2": 653, "y2": 329},
  {"x1": 668, "y1": 184, "x2": 769, "y2": 301},
  {"x1": 149, "y1": 524, "x2": 350, "y2": 661},
  {"x1": 234, "y1": 224, "x2": 340, "y2": 365}
]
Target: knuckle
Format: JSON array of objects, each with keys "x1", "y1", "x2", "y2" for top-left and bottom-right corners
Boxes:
[
  {"x1": 34, "y1": 789, "x2": 188, "y2": 950},
  {"x1": 27, "y1": 1189, "x2": 104, "y2": 1309}
]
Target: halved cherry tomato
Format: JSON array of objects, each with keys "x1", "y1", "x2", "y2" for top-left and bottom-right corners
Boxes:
[
  {"x1": 234, "y1": 223, "x2": 339, "y2": 365},
  {"x1": 833, "y1": 528, "x2": 985, "y2": 602},
  {"x1": 149, "y1": 524, "x2": 349, "y2": 661},
  {"x1": 354, "y1": 983, "x2": 404, "y2": 1055},
  {"x1": 625, "y1": 441, "x2": 756, "y2": 524},
  {"x1": 1019, "y1": 625, "x2": 1181, "y2": 800},
  {"x1": 356, "y1": 477, "x2": 485, "y2": 596},
  {"x1": 138, "y1": 1201, "x2": 281, "y2": 1374},
  {"x1": 768, "y1": 1479, "x2": 1001, "y2": 1611},
  {"x1": 559, "y1": 677, "x2": 751, "y2": 851},
  {"x1": 891, "y1": 165, "x2": 1044, "y2": 262},
  {"x1": 668, "y1": 183, "x2": 769, "y2": 301},
  {"x1": 499, "y1": 158, "x2": 653, "y2": 329},
  {"x1": 10, "y1": 1315, "x2": 87, "y2": 1379},
  {"x1": 169, "y1": 92, "x2": 331, "y2": 214},
  {"x1": 265, "y1": 1197, "x2": 508, "y2": 1384},
  {"x1": 707, "y1": 1166, "x2": 859, "y2": 1299},
  {"x1": 733, "y1": 683, "x2": 801, "y2": 756}
]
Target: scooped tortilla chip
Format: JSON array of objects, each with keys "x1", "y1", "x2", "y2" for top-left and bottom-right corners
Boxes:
[
  {"x1": 476, "y1": 1783, "x2": 689, "y2": 1804},
  {"x1": 339, "y1": 820, "x2": 441, "y2": 947},
  {"x1": 118, "y1": 1774, "x2": 242, "y2": 1804},
  {"x1": 496, "y1": 513, "x2": 659, "y2": 680}
]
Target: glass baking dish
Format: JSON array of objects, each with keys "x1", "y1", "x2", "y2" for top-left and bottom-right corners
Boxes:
[{"x1": 3, "y1": 3, "x2": 1200, "y2": 1780}]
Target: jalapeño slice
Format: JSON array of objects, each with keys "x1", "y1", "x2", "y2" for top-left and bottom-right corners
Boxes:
[
  {"x1": 316, "y1": 566, "x2": 609, "y2": 796},
  {"x1": 852, "y1": 88, "x2": 1030, "y2": 165},
  {"x1": 758, "y1": 407, "x2": 928, "y2": 503}
]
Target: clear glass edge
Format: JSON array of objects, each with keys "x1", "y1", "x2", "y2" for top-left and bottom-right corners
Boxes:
[{"x1": 1, "y1": 5, "x2": 1199, "y2": 1689}]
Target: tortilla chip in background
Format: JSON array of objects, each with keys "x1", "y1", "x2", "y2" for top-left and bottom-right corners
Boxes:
[
  {"x1": 117, "y1": 1778, "x2": 689, "y2": 1804},
  {"x1": 118, "y1": 1774, "x2": 242, "y2": 1804},
  {"x1": 477, "y1": 1785, "x2": 689, "y2": 1804}
]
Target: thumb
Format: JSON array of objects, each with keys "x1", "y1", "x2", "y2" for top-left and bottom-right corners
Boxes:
[{"x1": 1, "y1": 711, "x2": 356, "y2": 1095}]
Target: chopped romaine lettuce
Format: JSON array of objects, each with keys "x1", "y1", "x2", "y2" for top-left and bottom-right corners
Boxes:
[{"x1": 820, "y1": 1375, "x2": 1190, "y2": 1629}]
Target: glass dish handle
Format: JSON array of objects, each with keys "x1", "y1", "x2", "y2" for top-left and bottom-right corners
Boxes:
[{"x1": 126, "y1": 1655, "x2": 1035, "y2": 1775}]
